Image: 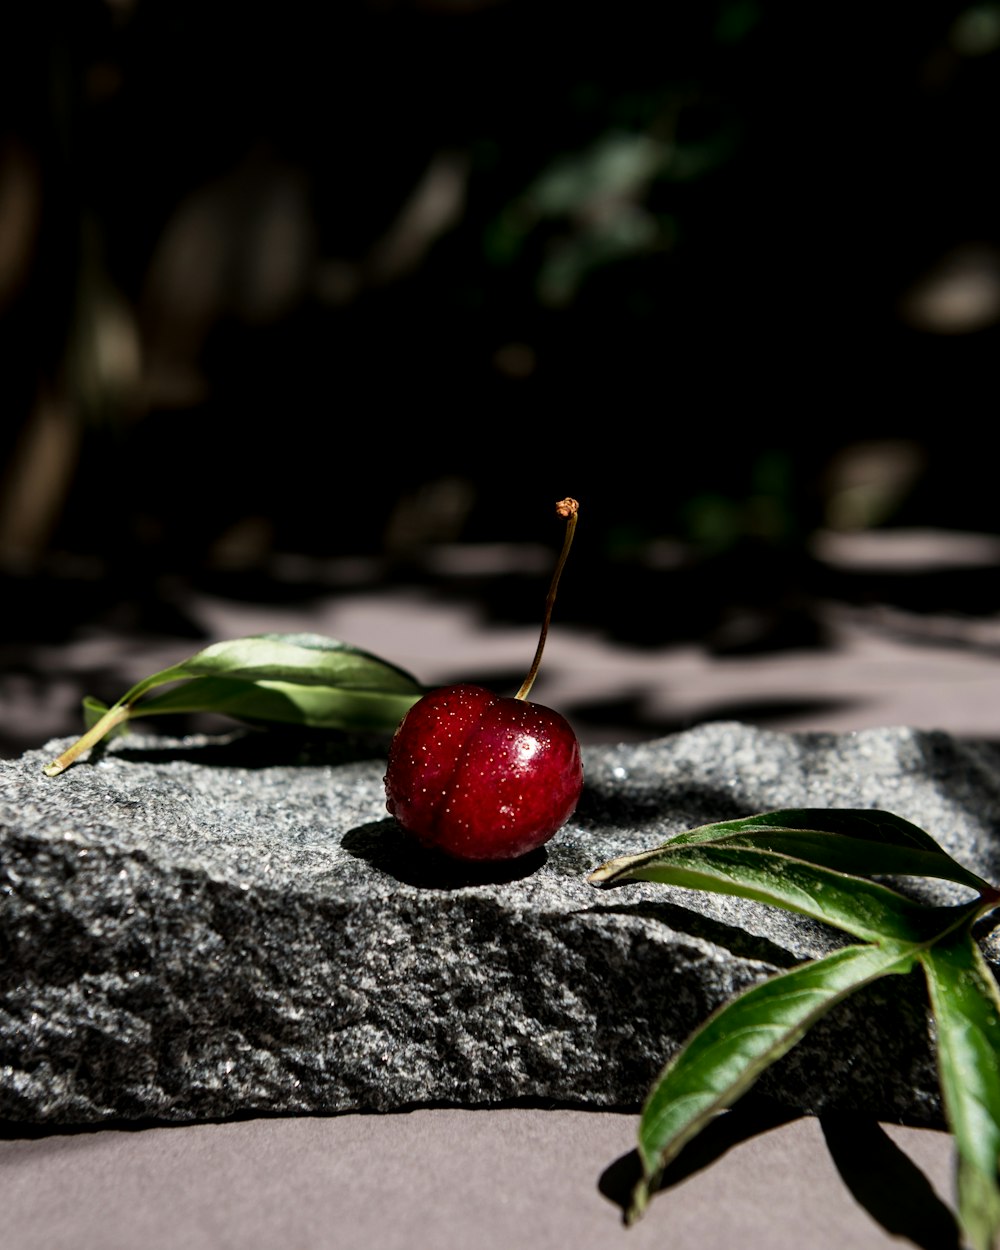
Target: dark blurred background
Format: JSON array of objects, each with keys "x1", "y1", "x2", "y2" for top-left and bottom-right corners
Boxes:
[{"x1": 2, "y1": 0, "x2": 1000, "y2": 754}]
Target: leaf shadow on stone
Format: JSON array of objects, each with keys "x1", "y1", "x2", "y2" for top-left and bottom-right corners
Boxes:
[
  {"x1": 109, "y1": 728, "x2": 392, "y2": 770},
  {"x1": 910, "y1": 732, "x2": 1000, "y2": 885},
  {"x1": 574, "y1": 778, "x2": 756, "y2": 831},
  {"x1": 820, "y1": 1113, "x2": 960, "y2": 1250},
  {"x1": 598, "y1": 1095, "x2": 802, "y2": 1216},
  {"x1": 339, "y1": 818, "x2": 548, "y2": 889},
  {"x1": 574, "y1": 898, "x2": 811, "y2": 970}
]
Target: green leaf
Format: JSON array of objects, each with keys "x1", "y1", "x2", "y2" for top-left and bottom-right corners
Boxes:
[
  {"x1": 117, "y1": 633, "x2": 423, "y2": 705},
  {"x1": 593, "y1": 807, "x2": 1000, "y2": 1236},
  {"x1": 589, "y1": 839, "x2": 940, "y2": 943},
  {"x1": 83, "y1": 695, "x2": 110, "y2": 730},
  {"x1": 133, "y1": 675, "x2": 422, "y2": 732},
  {"x1": 921, "y1": 930, "x2": 1000, "y2": 1250},
  {"x1": 628, "y1": 939, "x2": 920, "y2": 1223},
  {"x1": 668, "y1": 809, "x2": 947, "y2": 854},
  {"x1": 595, "y1": 808, "x2": 991, "y2": 895},
  {"x1": 43, "y1": 633, "x2": 424, "y2": 775}
]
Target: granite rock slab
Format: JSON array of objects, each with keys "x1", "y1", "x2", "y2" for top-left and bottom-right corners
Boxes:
[{"x1": 3, "y1": 722, "x2": 1000, "y2": 1127}]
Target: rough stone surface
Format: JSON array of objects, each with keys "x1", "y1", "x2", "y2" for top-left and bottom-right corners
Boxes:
[{"x1": 2, "y1": 722, "x2": 1000, "y2": 1127}]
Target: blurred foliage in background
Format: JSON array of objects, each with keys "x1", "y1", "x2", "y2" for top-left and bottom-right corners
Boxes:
[{"x1": 2, "y1": 0, "x2": 999, "y2": 590}]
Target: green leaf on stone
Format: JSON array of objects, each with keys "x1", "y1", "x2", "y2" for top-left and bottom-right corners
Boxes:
[
  {"x1": 589, "y1": 835, "x2": 945, "y2": 944},
  {"x1": 117, "y1": 633, "x2": 423, "y2": 702},
  {"x1": 134, "y1": 674, "x2": 421, "y2": 732},
  {"x1": 627, "y1": 939, "x2": 921, "y2": 1224},
  {"x1": 591, "y1": 808, "x2": 991, "y2": 896},
  {"x1": 921, "y1": 928, "x2": 1000, "y2": 1250},
  {"x1": 590, "y1": 810, "x2": 1000, "y2": 1239},
  {"x1": 83, "y1": 695, "x2": 113, "y2": 730},
  {"x1": 44, "y1": 633, "x2": 424, "y2": 776}
]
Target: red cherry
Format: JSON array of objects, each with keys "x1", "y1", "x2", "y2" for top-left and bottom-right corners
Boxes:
[
  {"x1": 384, "y1": 683, "x2": 583, "y2": 861},
  {"x1": 384, "y1": 497, "x2": 583, "y2": 862}
]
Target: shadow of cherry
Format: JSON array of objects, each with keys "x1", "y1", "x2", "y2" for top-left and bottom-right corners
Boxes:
[{"x1": 340, "y1": 818, "x2": 547, "y2": 889}]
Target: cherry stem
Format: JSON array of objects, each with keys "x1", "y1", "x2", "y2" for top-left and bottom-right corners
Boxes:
[{"x1": 515, "y1": 497, "x2": 579, "y2": 701}]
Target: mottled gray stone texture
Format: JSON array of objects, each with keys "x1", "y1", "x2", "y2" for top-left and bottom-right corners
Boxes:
[{"x1": 3, "y1": 722, "x2": 1000, "y2": 1127}]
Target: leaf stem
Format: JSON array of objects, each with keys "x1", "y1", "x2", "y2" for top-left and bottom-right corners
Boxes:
[
  {"x1": 977, "y1": 883, "x2": 1000, "y2": 912},
  {"x1": 515, "y1": 497, "x2": 579, "y2": 702},
  {"x1": 42, "y1": 703, "x2": 133, "y2": 776}
]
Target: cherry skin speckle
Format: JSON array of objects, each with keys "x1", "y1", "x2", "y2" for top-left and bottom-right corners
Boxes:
[{"x1": 384, "y1": 683, "x2": 584, "y2": 861}]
